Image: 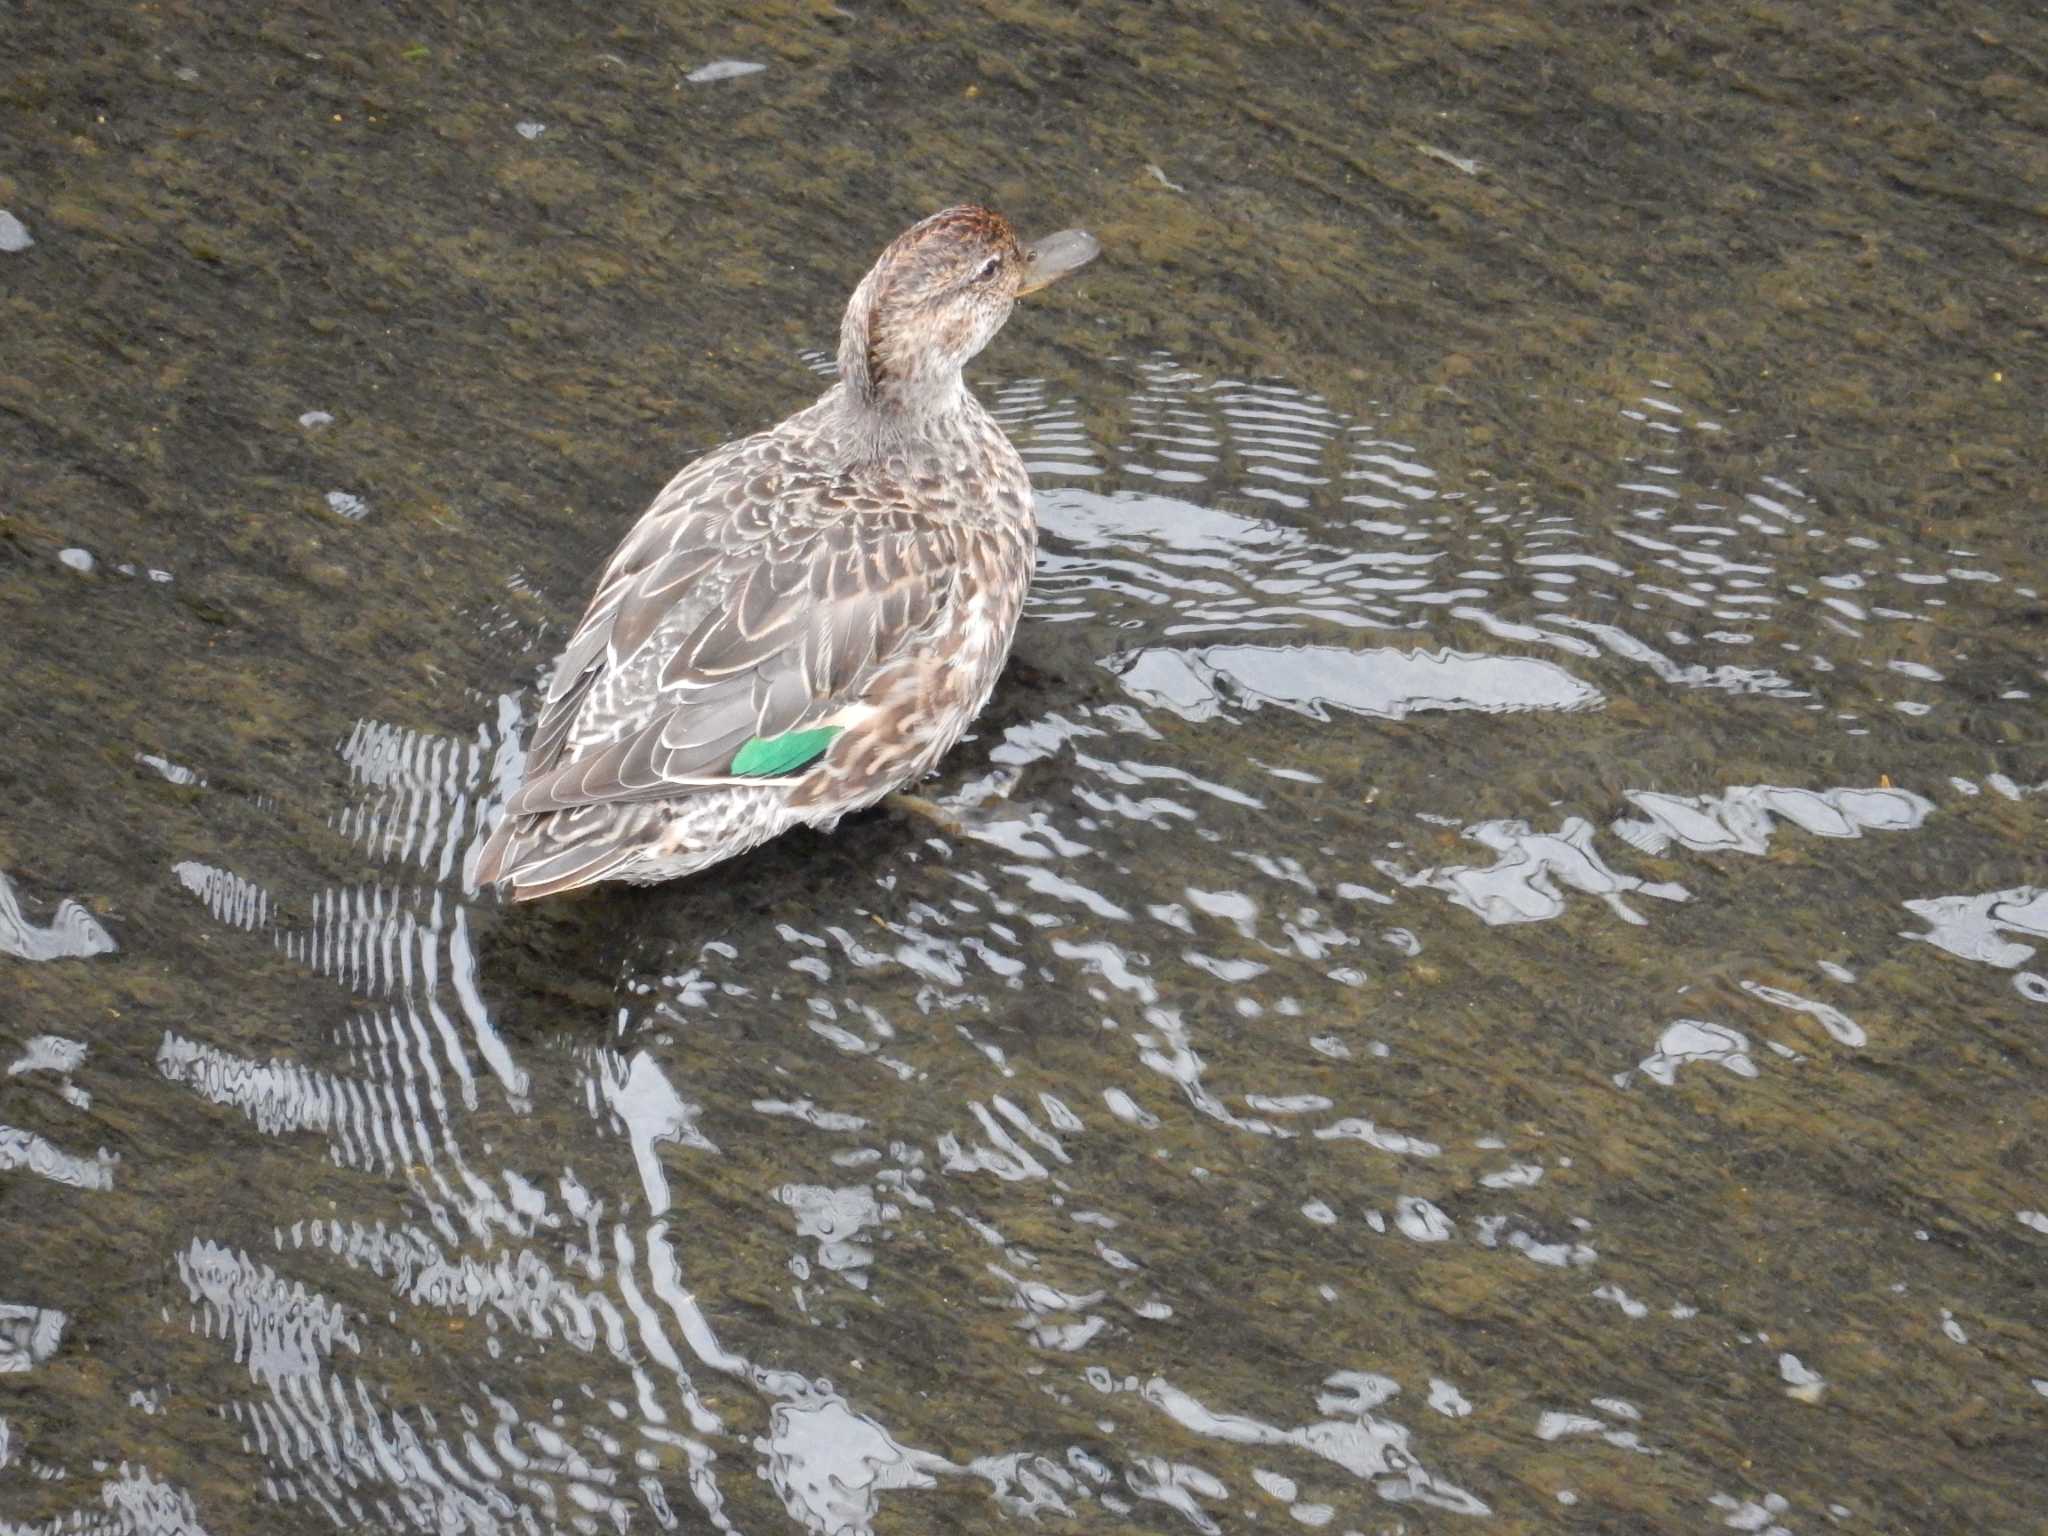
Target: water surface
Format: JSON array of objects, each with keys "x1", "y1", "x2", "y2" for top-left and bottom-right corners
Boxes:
[{"x1": 3, "y1": 3, "x2": 2044, "y2": 1533}]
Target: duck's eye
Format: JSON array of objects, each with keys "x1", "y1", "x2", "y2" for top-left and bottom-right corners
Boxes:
[{"x1": 971, "y1": 254, "x2": 1003, "y2": 285}]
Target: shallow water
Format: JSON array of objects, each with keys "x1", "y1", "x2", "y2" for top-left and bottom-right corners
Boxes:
[{"x1": 4, "y1": 2, "x2": 2045, "y2": 1533}]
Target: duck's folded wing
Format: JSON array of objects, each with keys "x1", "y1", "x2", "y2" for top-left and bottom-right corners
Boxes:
[
  {"x1": 521, "y1": 447, "x2": 753, "y2": 776},
  {"x1": 507, "y1": 485, "x2": 965, "y2": 818}
]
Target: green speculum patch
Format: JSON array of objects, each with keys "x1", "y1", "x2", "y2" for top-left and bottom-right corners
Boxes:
[{"x1": 729, "y1": 726, "x2": 844, "y2": 778}]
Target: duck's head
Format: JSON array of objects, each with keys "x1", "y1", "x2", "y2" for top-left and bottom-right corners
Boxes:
[{"x1": 837, "y1": 205, "x2": 1098, "y2": 415}]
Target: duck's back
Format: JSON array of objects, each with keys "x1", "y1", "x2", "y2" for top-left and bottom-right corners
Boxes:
[{"x1": 475, "y1": 390, "x2": 1037, "y2": 898}]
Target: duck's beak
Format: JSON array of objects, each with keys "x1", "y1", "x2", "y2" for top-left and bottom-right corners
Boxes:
[{"x1": 1017, "y1": 229, "x2": 1100, "y2": 295}]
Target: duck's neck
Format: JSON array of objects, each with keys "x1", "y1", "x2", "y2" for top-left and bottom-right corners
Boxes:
[
  {"x1": 826, "y1": 371, "x2": 971, "y2": 443},
  {"x1": 830, "y1": 270, "x2": 977, "y2": 453}
]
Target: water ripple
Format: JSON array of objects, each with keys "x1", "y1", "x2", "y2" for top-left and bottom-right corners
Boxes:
[
  {"x1": 23, "y1": 347, "x2": 2041, "y2": 1533},
  {"x1": 0, "y1": 871, "x2": 116, "y2": 961}
]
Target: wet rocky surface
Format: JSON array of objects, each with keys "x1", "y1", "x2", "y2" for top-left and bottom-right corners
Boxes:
[{"x1": 2, "y1": 2, "x2": 2044, "y2": 1532}]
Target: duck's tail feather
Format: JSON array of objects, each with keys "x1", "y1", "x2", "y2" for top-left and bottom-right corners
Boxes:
[{"x1": 473, "y1": 803, "x2": 665, "y2": 901}]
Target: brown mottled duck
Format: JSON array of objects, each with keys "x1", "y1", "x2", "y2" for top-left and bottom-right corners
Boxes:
[{"x1": 475, "y1": 206, "x2": 1098, "y2": 899}]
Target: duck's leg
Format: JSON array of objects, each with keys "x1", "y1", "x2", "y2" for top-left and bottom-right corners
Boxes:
[{"x1": 884, "y1": 791, "x2": 967, "y2": 838}]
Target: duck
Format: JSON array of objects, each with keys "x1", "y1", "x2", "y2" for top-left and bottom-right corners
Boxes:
[{"x1": 474, "y1": 205, "x2": 1099, "y2": 900}]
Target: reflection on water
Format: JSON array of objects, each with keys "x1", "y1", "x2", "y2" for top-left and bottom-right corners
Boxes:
[
  {"x1": 0, "y1": 871, "x2": 117, "y2": 963},
  {"x1": 0, "y1": 1307, "x2": 68, "y2": 1375},
  {"x1": 1903, "y1": 886, "x2": 2047, "y2": 971},
  {"x1": 1390, "y1": 815, "x2": 1692, "y2": 928},
  {"x1": 6, "y1": 351, "x2": 2045, "y2": 1533},
  {"x1": 1109, "y1": 643, "x2": 1603, "y2": 725},
  {"x1": 1614, "y1": 783, "x2": 1932, "y2": 857}
]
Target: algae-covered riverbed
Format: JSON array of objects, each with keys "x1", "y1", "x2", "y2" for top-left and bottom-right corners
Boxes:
[{"x1": 2, "y1": 2, "x2": 2044, "y2": 1532}]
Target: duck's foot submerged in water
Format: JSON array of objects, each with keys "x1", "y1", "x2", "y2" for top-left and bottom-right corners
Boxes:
[
  {"x1": 884, "y1": 791, "x2": 970, "y2": 840},
  {"x1": 883, "y1": 765, "x2": 1028, "y2": 843}
]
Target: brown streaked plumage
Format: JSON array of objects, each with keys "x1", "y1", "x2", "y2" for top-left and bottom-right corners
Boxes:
[{"x1": 473, "y1": 206, "x2": 1098, "y2": 900}]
